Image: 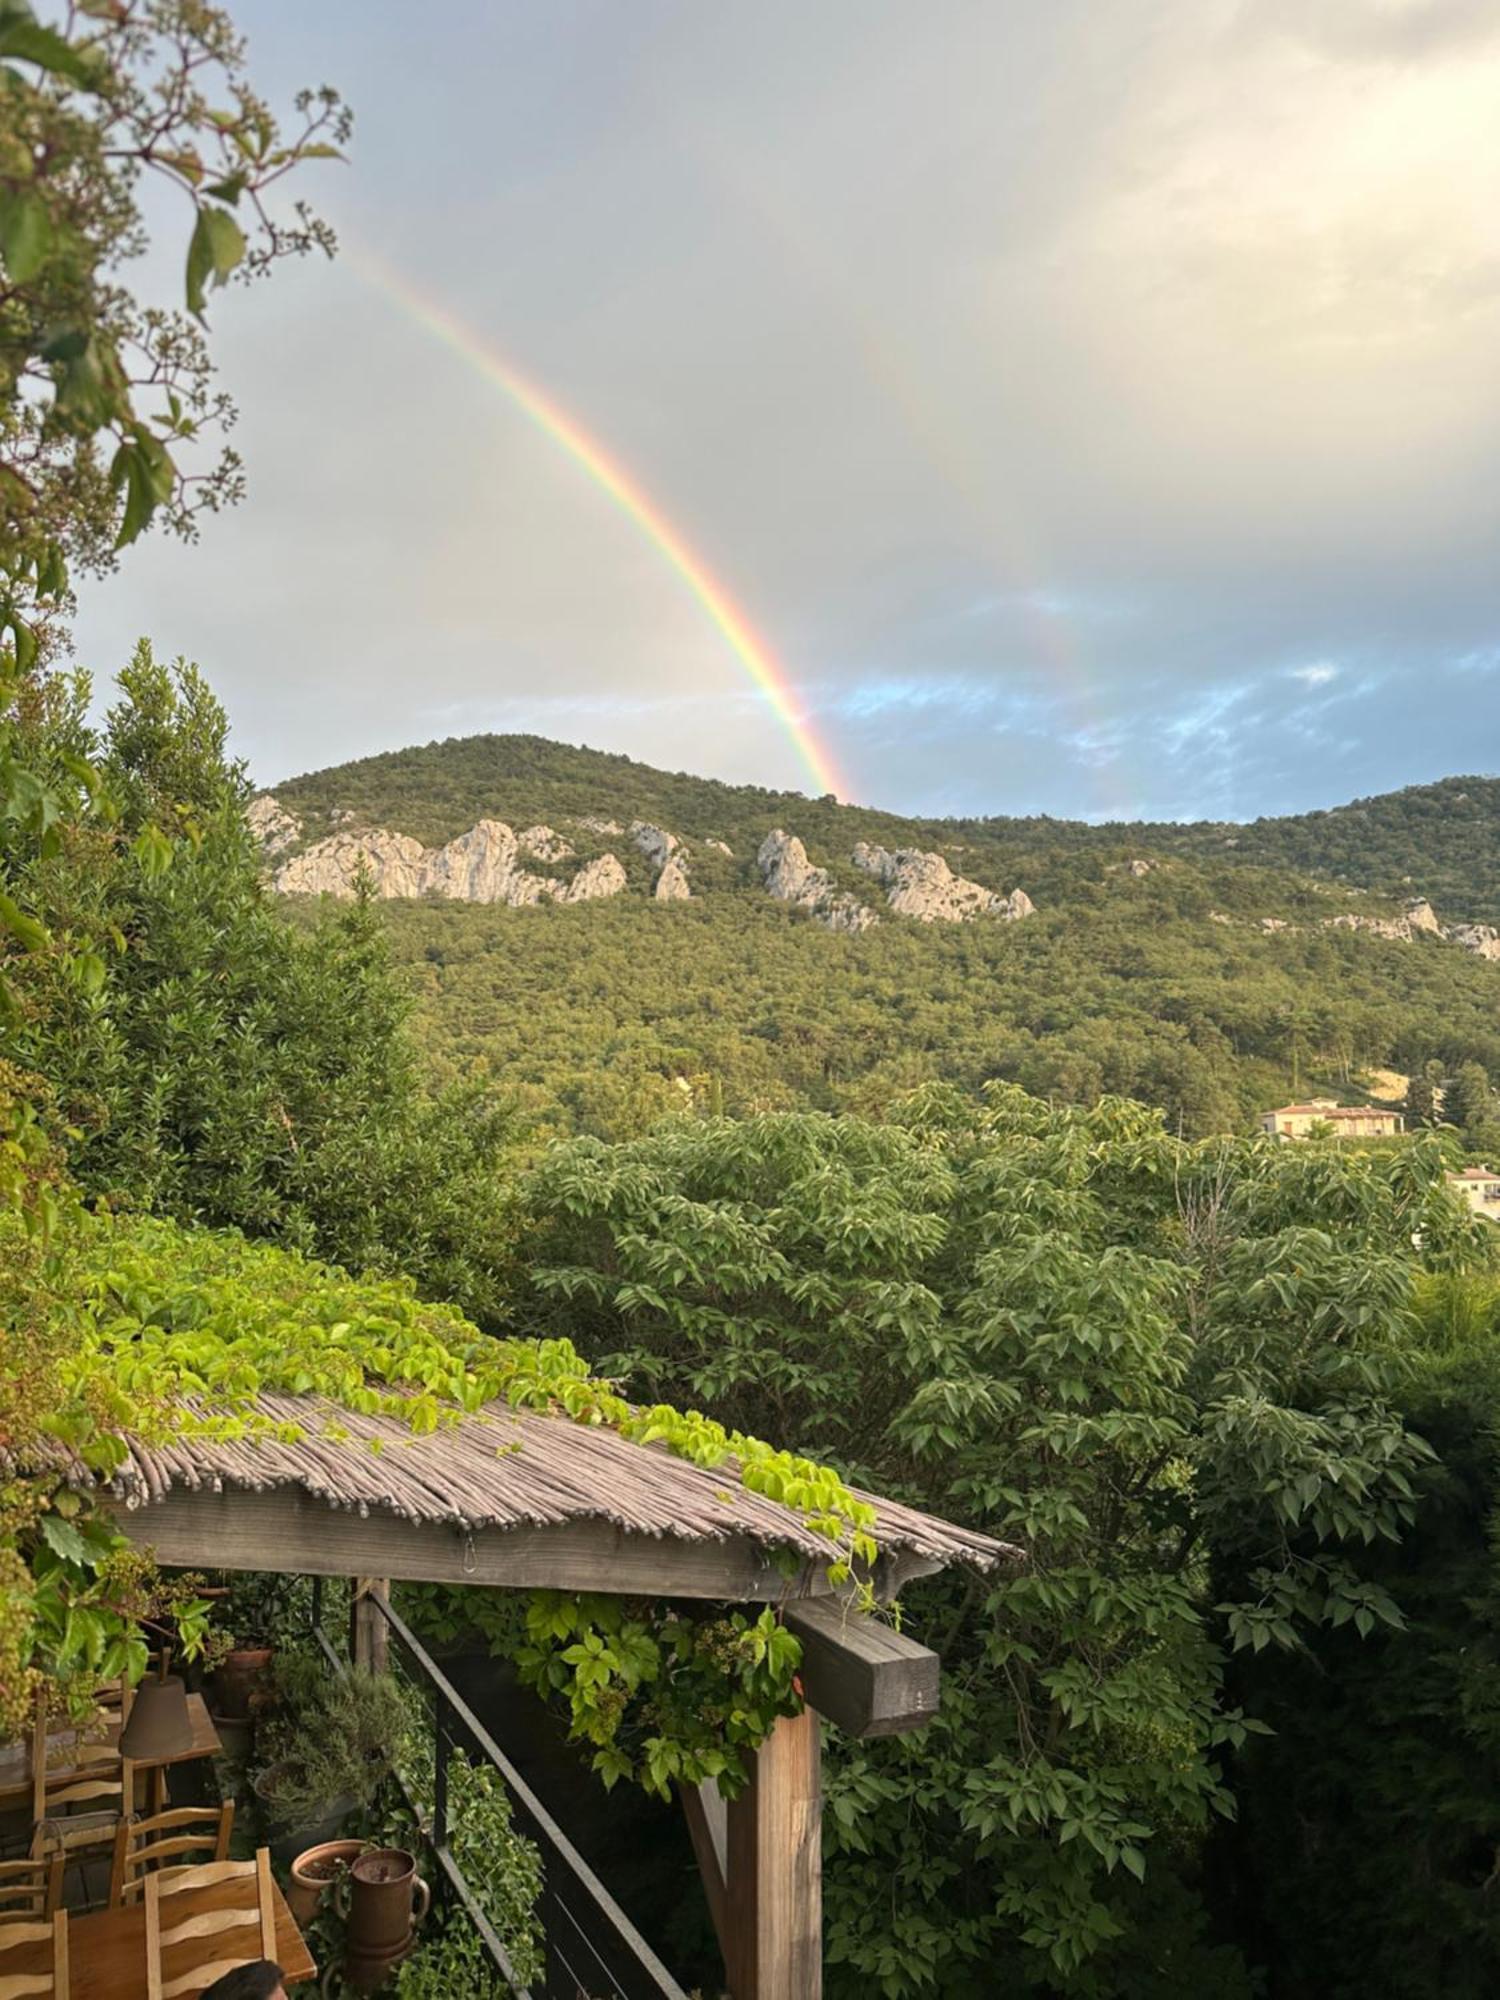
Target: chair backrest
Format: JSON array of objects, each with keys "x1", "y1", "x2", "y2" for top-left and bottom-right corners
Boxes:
[
  {"x1": 0, "y1": 1856, "x2": 63, "y2": 1924},
  {"x1": 111, "y1": 1803, "x2": 235, "y2": 1907},
  {"x1": 0, "y1": 1910, "x2": 69, "y2": 2000},
  {"x1": 144, "y1": 1850, "x2": 276, "y2": 2000},
  {"x1": 30, "y1": 1686, "x2": 132, "y2": 1839}
]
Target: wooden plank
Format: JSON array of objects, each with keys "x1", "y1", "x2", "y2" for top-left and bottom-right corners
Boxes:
[
  {"x1": 723, "y1": 1708, "x2": 822, "y2": 1999},
  {"x1": 680, "y1": 1781, "x2": 729, "y2": 1965},
  {"x1": 350, "y1": 1578, "x2": 390, "y2": 1674},
  {"x1": 109, "y1": 1487, "x2": 838, "y2": 1603},
  {"x1": 785, "y1": 1599, "x2": 941, "y2": 1738}
]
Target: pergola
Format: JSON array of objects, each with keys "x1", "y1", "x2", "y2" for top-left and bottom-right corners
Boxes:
[{"x1": 82, "y1": 1392, "x2": 1018, "y2": 1998}]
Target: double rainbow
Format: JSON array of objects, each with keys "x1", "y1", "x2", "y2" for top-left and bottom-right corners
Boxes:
[{"x1": 352, "y1": 251, "x2": 848, "y2": 802}]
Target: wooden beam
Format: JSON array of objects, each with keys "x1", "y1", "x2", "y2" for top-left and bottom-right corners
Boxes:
[
  {"x1": 723, "y1": 1708, "x2": 822, "y2": 1999},
  {"x1": 681, "y1": 1780, "x2": 729, "y2": 1966},
  {"x1": 108, "y1": 1487, "x2": 840, "y2": 1603},
  {"x1": 350, "y1": 1578, "x2": 390, "y2": 1674},
  {"x1": 784, "y1": 1600, "x2": 940, "y2": 1738}
]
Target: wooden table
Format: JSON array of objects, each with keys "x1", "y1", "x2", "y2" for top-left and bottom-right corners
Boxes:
[
  {"x1": 66, "y1": 1873, "x2": 315, "y2": 1999},
  {"x1": 0, "y1": 1695, "x2": 224, "y2": 1813}
]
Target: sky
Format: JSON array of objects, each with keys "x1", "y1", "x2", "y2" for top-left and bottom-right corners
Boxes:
[{"x1": 72, "y1": 0, "x2": 1500, "y2": 822}]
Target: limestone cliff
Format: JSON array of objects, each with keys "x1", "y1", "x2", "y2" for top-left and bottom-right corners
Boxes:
[
  {"x1": 272, "y1": 813, "x2": 626, "y2": 907},
  {"x1": 758, "y1": 830, "x2": 877, "y2": 932},
  {"x1": 851, "y1": 842, "x2": 1034, "y2": 923},
  {"x1": 247, "y1": 795, "x2": 301, "y2": 855},
  {"x1": 631, "y1": 822, "x2": 692, "y2": 900}
]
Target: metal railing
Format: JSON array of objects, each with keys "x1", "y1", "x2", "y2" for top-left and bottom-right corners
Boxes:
[{"x1": 309, "y1": 1581, "x2": 689, "y2": 2000}]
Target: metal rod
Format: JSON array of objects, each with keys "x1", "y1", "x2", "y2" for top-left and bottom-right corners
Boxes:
[
  {"x1": 369, "y1": 1592, "x2": 687, "y2": 1996},
  {"x1": 434, "y1": 1682, "x2": 449, "y2": 1853}
]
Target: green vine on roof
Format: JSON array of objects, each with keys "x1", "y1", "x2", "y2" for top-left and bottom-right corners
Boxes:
[{"x1": 6, "y1": 1208, "x2": 878, "y2": 1757}]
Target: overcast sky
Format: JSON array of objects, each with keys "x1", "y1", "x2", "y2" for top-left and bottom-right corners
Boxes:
[{"x1": 72, "y1": 0, "x2": 1500, "y2": 821}]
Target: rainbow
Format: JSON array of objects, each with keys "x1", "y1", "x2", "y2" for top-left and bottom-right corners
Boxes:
[{"x1": 348, "y1": 250, "x2": 849, "y2": 802}]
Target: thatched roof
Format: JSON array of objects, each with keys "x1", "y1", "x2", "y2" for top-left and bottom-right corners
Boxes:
[{"x1": 81, "y1": 1393, "x2": 1015, "y2": 1576}]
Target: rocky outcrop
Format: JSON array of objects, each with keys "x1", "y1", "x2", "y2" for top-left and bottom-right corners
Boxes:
[
  {"x1": 705, "y1": 839, "x2": 733, "y2": 857},
  {"x1": 557, "y1": 853, "x2": 628, "y2": 903},
  {"x1": 247, "y1": 794, "x2": 301, "y2": 855},
  {"x1": 518, "y1": 825, "x2": 574, "y2": 863},
  {"x1": 273, "y1": 818, "x2": 626, "y2": 907},
  {"x1": 576, "y1": 815, "x2": 623, "y2": 836},
  {"x1": 1450, "y1": 922, "x2": 1500, "y2": 960},
  {"x1": 654, "y1": 854, "x2": 692, "y2": 902},
  {"x1": 852, "y1": 842, "x2": 1034, "y2": 923},
  {"x1": 1405, "y1": 898, "x2": 1441, "y2": 935},
  {"x1": 1326, "y1": 912, "x2": 1416, "y2": 942},
  {"x1": 758, "y1": 831, "x2": 877, "y2": 932},
  {"x1": 277, "y1": 826, "x2": 430, "y2": 898}
]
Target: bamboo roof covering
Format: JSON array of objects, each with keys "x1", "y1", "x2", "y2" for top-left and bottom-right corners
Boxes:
[{"x1": 72, "y1": 1393, "x2": 1016, "y2": 1576}]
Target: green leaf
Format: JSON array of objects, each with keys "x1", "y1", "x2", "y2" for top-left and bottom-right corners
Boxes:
[
  {"x1": 38, "y1": 1513, "x2": 92, "y2": 1568},
  {"x1": 0, "y1": 6, "x2": 109, "y2": 88},
  {"x1": 0, "y1": 186, "x2": 53, "y2": 283},
  {"x1": 0, "y1": 891, "x2": 47, "y2": 952},
  {"x1": 185, "y1": 204, "x2": 247, "y2": 317}
]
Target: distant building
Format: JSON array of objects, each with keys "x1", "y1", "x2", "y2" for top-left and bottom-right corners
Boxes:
[
  {"x1": 1448, "y1": 1166, "x2": 1500, "y2": 1219},
  {"x1": 1259, "y1": 1099, "x2": 1405, "y2": 1141}
]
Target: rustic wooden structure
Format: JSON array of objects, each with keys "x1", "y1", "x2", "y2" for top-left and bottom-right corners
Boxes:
[{"x1": 77, "y1": 1392, "x2": 1018, "y2": 1998}]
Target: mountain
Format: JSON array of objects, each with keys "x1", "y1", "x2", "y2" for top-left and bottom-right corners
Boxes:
[{"x1": 262, "y1": 737, "x2": 1500, "y2": 1142}]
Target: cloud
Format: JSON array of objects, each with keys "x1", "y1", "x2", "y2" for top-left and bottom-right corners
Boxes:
[{"x1": 66, "y1": 0, "x2": 1500, "y2": 822}]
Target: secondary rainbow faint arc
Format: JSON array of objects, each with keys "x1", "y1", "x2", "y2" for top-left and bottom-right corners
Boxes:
[{"x1": 351, "y1": 252, "x2": 849, "y2": 802}]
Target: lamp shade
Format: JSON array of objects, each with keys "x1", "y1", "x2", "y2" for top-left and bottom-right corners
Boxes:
[{"x1": 118, "y1": 1674, "x2": 193, "y2": 1761}]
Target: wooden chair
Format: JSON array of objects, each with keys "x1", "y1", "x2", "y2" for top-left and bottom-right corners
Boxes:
[
  {"x1": 109, "y1": 1803, "x2": 235, "y2": 1908},
  {"x1": 0, "y1": 1855, "x2": 63, "y2": 1924},
  {"x1": 0, "y1": 1909, "x2": 68, "y2": 1997},
  {"x1": 29, "y1": 1686, "x2": 134, "y2": 1875},
  {"x1": 144, "y1": 1850, "x2": 276, "y2": 2000}
]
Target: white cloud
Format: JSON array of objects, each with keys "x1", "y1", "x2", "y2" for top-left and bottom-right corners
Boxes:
[{"x1": 1289, "y1": 662, "x2": 1341, "y2": 687}]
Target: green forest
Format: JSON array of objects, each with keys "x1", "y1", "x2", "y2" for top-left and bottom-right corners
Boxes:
[{"x1": 269, "y1": 734, "x2": 1500, "y2": 1150}]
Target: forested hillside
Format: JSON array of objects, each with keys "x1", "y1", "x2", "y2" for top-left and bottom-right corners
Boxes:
[{"x1": 270, "y1": 735, "x2": 1500, "y2": 1140}]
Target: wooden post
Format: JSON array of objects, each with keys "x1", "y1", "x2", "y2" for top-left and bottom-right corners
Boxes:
[
  {"x1": 350, "y1": 1578, "x2": 389, "y2": 1674},
  {"x1": 722, "y1": 1706, "x2": 822, "y2": 1999}
]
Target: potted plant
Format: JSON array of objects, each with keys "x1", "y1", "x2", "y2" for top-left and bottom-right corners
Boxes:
[
  {"x1": 286, "y1": 1836, "x2": 368, "y2": 1927},
  {"x1": 252, "y1": 1651, "x2": 408, "y2": 1865},
  {"x1": 211, "y1": 1572, "x2": 303, "y2": 1721}
]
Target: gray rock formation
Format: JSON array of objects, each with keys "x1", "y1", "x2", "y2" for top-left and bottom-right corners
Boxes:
[
  {"x1": 273, "y1": 818, "x2": 626, "y2": 907},
  {"x1": 246, "y1": 794, "x2": 301, "y2": 855},
  {"x1": 654, "y1": 854, "x2": 692, "y2": 902},
  {"x1": 557, "y1": 853, "x2": 628, "y2": 902},
  {"x1": 1449, "y1": 922, "x2": 1500, "y2": 960},
  {"x1": 576, "y1": 815, "x2": 623, "y2": 836},
  {"x1": 705, "y1": 838, "x2": 734, "y2": 857},
  {"x1": 851, "y1": 842, "x2": 1034, "y2": 923},
  {"x1": 517, "y1": 825, "x2": 574, "y2": 863},
  {"x1": 758, "y1": 830, "x2": 877, "y2": 932},
  {"x1": 630, "y1": 822, "x2": 678, "y2": 870}
]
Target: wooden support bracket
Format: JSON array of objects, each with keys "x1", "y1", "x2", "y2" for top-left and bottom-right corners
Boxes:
[
  {"x1": 350, "y1": 1578, "x2": 390, "y2": 1674},
  {"x1": 783, "y1": 1599, "x2": 940, "y2": 1738}
]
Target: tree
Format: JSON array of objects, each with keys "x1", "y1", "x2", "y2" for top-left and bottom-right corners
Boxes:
[
  {"x1": 0, "y1": 0, "x2": 348, "y2": 659},
  {"x1": 7, "y1": 649, "x2": 522, "y2": 1319},
  {"x1": 516, "y1": 1089, "x2": 1474, "y2": 1994},
  {"x1": 1444, "y1": 1062, "x2": 1495, "y2": 1143}
]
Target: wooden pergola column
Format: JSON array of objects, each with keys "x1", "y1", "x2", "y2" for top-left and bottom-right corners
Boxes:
[
  {"x1": 682, "y1": 1599, "x2": 943, "y2": 1997},
  {"x1": 350, "y1": 1577, "x2": 390, "y2": 1673},
  {"x1": 685, "y1": 1708, "x2": 822, "y2": 2000}
]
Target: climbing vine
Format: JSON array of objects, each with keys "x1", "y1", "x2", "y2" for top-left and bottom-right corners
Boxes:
[{"x1": 4, "y1": 1207, "x2": 878, "y2": 1772}]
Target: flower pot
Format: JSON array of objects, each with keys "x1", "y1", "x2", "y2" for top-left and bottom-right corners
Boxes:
[
  {"x1": 252, "y1": 1763, "x2": 360, "y2": 1868},
  {"x1": 208, "y1": 1711, "x2": 252, "y2": 1767},
  {"x1": 287, "y1": 1837, "x2": 367, "y2": 1927},
  {"x1": 337, "y1": 1846, "x2": 430, "y2": 1976},
  {"x1": 212, "y1": 1645, "x2": 275, "y2": 1721}
]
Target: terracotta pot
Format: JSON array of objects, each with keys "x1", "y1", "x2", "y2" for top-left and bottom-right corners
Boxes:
[
  {"x1": 338, "y1": 1846, "x2": 430, "y2": 1958},
  {"x1": 287, "y1": 1837, "x2": 366, "y2": 1927},
  {"x1": 212, "y1": 1645, "x2": 275, "y2": 1721}
]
